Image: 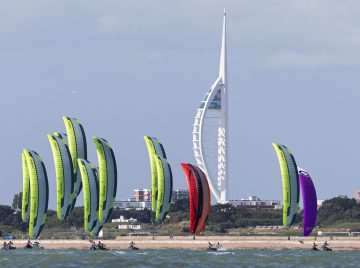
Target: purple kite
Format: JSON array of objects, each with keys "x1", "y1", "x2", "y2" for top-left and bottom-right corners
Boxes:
[{"x1": 299, "y1": 169, "x2": 317, "y2": 236}]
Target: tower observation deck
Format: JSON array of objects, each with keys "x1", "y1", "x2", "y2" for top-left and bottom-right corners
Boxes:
[{"x1": 193, "y1": 10, "x2": 228, "y2": 203}]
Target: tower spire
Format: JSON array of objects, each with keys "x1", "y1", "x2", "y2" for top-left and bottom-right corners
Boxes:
[
  {"x1": 193, "y1": 10, "x2": 229, "y2": 203},
  {"x1": 219, "y1": 9, "x2": 227, "y2": 84}
]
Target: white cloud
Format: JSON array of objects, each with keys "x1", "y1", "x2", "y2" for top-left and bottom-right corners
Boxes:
[
  {"x1": 263, "y1": 51, "x2": 330, "y2": 69},
  {"x1": 261, "y1": 51, "x2": 360, "y2": 69},
  {"x1": 91, "y1": 15, "x2": 124, "y2": 35}
]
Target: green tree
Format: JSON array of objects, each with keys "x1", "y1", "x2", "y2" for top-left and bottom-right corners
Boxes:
[
  {"x1": 317, "y1": 197, "x2": 360, "y2": 227},
  {"x1": 18, "y1": 192, "x2": 23, "y2": 210}
]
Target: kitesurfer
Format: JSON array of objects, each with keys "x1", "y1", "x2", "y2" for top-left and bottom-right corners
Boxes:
[
  {"x1": 3, "y1": 241, "x2": 16, "y2": 250},
  {"x1": 322, "y1": 241, "x2": 332, "y2": 251},
  {"x1": 7, "y1": 241, "x2": 16, "y2": 250},
  {"x1": 2, "y1": 242, "x2": 11, "y2": 250},
  {"x1": 97, "y1": 241, "x2": 108, "y2": 250},
  {"x1": 129, "y1": 241, "x2": 139, "y2": 250},
  {"x1": 25, "y1": 239, "x2": 33, "y2": 249},
  {"x1": 33, "y1": 241, "x2": 43, "y2": 249},
  {"x1": 207, "y1": 242, "x2": 217, "y2": 251},
  {"x1": 311, "y1": 242, "x2": 319, "y2": 251},
  {"x1": 89, "y1": 241, "x2": 97, "y2": 250}
]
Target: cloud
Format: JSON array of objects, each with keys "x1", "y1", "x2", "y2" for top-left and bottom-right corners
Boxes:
[
  {"x1": 260, "y1": 50, "x2": 360, "y2": 70},
  {"x1": 262, "y1": 51, "x2": 332, "y2": 69},
  {"x1": 91, "y1": 15, "x2": 124, "y2": 35}
]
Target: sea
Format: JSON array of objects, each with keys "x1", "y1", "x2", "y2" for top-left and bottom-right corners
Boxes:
[{"x1": 0, "y1": 248, "x2": 358, "y2": 268}]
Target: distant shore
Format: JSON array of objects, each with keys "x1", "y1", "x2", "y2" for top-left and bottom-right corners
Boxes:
[{"x1": 4, "y1": 236, "x2": 360, "y2": 250}]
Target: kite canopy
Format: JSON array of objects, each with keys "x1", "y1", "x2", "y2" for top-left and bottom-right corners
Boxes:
[
  {"x1": 155, "y1": 156, "x2": 173, "y2": 223},
  {"x1": 21, "y1": 152, "x2": 30, "y2": 223},
  {"x1": 63, "y1": 116, "x2": 87, "y2": 207},
  {"x1": 48, "y1": 134, "x2": 74, "y2": 220},
  {"x1": 193, "y1": 166, "x2": 211, "y2": 235},
  {"x1": 144, "y1": 136, "x2": 167, "y2": 212},
  {"x1": 272, "y1": 143, "x2": 299, "y2": 229},
  {"x1": 22, "y1": 149, "x2": 49, "y2": 239},
  {"x1": 299, "y1": 169, "x2": 317, "y2": 236},
  {"x1": 77, "y1": 137, "x2": 117, "y2": 236},
  {"x1": 93, "y1": 136, "x2": 117, "y2": 224},
  {"x1": 144, "y1": 136, "x2": 172, "y2": 223},
  {"x1": 181, "y1": 163, "x2": 211, "y2": 235},
  {"x1": 78, "y1": 159, "x2": 99, "y2": 234}
]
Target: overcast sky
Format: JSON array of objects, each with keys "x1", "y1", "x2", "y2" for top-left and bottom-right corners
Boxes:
[{"x1": 1, "y1": 0, "x2": 360, "y2": 207}]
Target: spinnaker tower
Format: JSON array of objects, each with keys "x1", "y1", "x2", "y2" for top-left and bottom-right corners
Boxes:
[{"x1": 193, "y1": 10, "x2": 228, "y2": 203}]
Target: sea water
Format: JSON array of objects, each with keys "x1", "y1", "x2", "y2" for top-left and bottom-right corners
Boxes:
[{"x1": 0, "y1": 249, "x2": 358, "y2": 268}]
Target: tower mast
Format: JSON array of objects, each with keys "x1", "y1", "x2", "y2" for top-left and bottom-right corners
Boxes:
[
  {"x1": 218, "y1": 9, "x2": 228, "y2": 202},
  {"x1": 192, "y1": 10, "x2": 229, "y2": 203}
]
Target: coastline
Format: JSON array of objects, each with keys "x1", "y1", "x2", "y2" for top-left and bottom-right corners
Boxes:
[{"x1": 4, "y1": 236, "x2": 360, "y2": 250}]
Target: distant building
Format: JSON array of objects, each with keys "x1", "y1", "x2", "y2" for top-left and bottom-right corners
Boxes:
[
  {"x1": 172, "y1": 189, "x2": 189, "y2": 202},
  {"x1": 133, "y1": 188, "x2": 189, "y2": 203},
  {"x1": 114, "y1": 200, "x2": 151, "y2": 210},
  {"x1": 317, "y1": 200, "x2": 324, "y2": 208},
  {"x1": 112, "y1": 216, "x2": 137, "y2": 223},
  {"x1": 355, "y1": 190, "x2": 360, "y2": 202},
  {"x1": 248, "y1": 196, "x2": 258, "y2": 201},
  {"x1": 133, "y1": 189, "x2": 151, "y2": 202},
  {"x1": 229, "y1": 196, "x2": 281, "y2": 210},
  {"x1": 115, "y1": 188, "x2": 188, "y2": 210}
]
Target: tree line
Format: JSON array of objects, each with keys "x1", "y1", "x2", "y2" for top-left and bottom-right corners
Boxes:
[{"x1": 1, "y1": 196, "x2": 360, "y2": 236}]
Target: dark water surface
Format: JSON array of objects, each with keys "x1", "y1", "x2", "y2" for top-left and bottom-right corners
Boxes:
[{"x1": 0, "y1": 248, "x2": 359, "y2": 268}]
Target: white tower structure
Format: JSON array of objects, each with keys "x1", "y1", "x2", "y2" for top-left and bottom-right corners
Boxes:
[{"x1": 193, "y1": 10, "x2": 228, "y2": 203}]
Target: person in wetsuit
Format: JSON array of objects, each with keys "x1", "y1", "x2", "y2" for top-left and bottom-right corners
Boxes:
[
  {"x1": 129, "y1": 241, "x2": 140, "y2": 250},
  {"x1": 207, "y1": 242, "x2": 217, "y2": 250},
  {"x1": 25, "y1": 239, "x2": 33, "y2": 249},
  {"x1": 322, "y1": 240, "x2": 331, "y2": 251},
  {"x1": 8, "y1": 241, "x2": 15, "y2": 250},
  {"x1": 97, "y1": 241, "x2": 107, "y2": 250},
  {"x1": 33, "y1": 241, "x2": 42, "y2": 249}
]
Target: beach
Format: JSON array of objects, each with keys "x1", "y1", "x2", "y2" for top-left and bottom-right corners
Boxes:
[{"x1": 4, "y1": 236, "x2": 360, "y2": 250}]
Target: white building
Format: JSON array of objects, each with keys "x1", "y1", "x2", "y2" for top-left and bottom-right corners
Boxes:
[
  {"x1": 114, "y1": 201, "x2": 151, "y2": 210},
  {"x1": 133, "y1": 189, "x2": 151, "y2": 202},
  {"x1": 172, "y1": 189, "x2": 189, "y2": 202},
  {"x1": 193, "y1": 10, "x2": 229, "y2": 203},
  {"x1": 115, "y1": 188, "x2": 189, "y2": 210},
  {"x1": 112, "y1": 216, "x2": 137, "y2": 223},
  {"x1": 229, "y1": 196, "x2": 281, "y2": 209},
  {"x1": 317, "y1": 200, "x2": 324, "y2": 207}
]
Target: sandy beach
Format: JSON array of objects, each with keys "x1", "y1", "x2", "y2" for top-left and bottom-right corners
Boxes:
[{"x1": 3, "y1": 236, "x2": 360, "y2": 250}]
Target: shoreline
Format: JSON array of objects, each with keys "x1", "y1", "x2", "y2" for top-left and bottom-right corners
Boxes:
[{"x1": 3, "y1": 236, "x2": 360, "y2": 250}]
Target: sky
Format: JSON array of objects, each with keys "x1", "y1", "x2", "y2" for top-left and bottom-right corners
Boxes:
[{"x1": 1, "y1": 0, "x2": 360, "y2": 207}]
